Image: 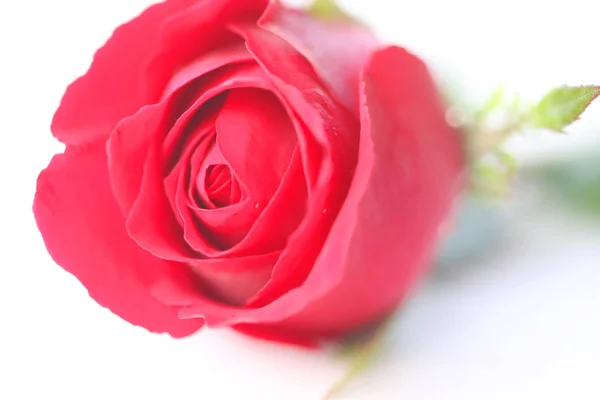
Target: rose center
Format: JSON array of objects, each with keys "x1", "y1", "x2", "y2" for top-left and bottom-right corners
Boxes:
[{"x1": 201, "y1": 163, "x2": 241, "y2": 208}]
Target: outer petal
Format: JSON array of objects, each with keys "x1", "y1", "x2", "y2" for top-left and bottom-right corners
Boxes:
[
  {"x1": 273, "y1": 46, "x2": 465, "y2": 335},
  {"x1": 52, "y1": 0, "x2": 268, "y2": 145},
  {"x1": 259, "y1": 2, "x2": 380, "y2": 114},
  {"x1": 33, "y1": 144, "x2": 203, "y2": 337},
  {"x1": 172, "y1": 47, "x2": 463, "y2": 339}
]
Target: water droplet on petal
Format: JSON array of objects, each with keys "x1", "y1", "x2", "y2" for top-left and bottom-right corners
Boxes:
[
  {"x1": 322, "y1": 208, "x2": 327, "y2": 214},
  {"x1": 254, "y1": 202, "x2": 260, "y2": 209}
]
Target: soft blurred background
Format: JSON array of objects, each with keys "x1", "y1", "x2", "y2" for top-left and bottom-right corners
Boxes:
[{"x1": 0, "y1": 0, "x2": 599, "y2": 399}]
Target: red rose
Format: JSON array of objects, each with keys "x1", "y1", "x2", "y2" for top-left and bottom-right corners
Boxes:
[{"x1": 34, "y1": 0, "x2": 463, "y2": 345}]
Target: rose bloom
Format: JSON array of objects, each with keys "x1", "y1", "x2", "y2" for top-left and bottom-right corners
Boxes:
[{"x1": 34, "y1": 0, "x2": 463, "y2": 345}]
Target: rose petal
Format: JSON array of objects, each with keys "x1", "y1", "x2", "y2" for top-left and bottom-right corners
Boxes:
[
  {"x1": 259, "y1": 2, "x2": 380, "y2": 114},
  {"x1": 107, "y1": 78, "x2": 209, "y2": 216},
  {"x1": 33, "y1": 144, "x2": 203, "y2": 337},
  {"x1": 164, "y1": 113, "x2": 217, "y2": 225},
  {"x1": 148, "y1": 0, "x2": 270, "y2": 100},
  {"x1": 205, "y1": 164, "x2": 231, "y2": 192},
  {"x1": 230, "y1": 177, "x2": 243, "y2": 204},
  {"x1": 162, "y1": 92, "x2": 228, "y2": 178},
  {"x1": 216, "y1": 88, "x2": 297, "y2": 201},
  {"x1": 194, "y1": 141, "x2": 229, "y2": 210},
  {"x1": 127, "y1": 134, "x2": 199, "y2": 261},
  {"x1": 151, "y1": 253, "x2": 279, "y2": 308},
  {"x1": 162, "y1": 43, "x2": 253, "y2": 99},
  {"x1": 270, "y1": 46, "x2": 464, "y2": 335},
  {"x1": 189, "y1": 253, "x2": 279, "y2": 306},
  {"x1": 204, "y1": 165, "x2": 233, "y2": 207},
  {"x1": 52, "y1": 0, "x2": 268, "y2": 145}
]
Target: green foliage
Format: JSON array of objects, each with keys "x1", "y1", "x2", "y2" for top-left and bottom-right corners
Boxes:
[
  {"x1": 530, "y1": 85, "x2": 600, "y2": 132},
  {"x1": 466, "y1": 85, "x2": 600, "y2": 199}
]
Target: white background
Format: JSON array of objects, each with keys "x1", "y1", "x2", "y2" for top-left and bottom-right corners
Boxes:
[{"x1": 1, "y1": 0, "x2": 599, "y2": 399}]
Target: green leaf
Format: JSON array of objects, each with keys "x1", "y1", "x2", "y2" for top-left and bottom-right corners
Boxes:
[
  {"x1": 530, "y1": 85, "x2": 600, "y2": 132},
  {"x1": 309, "y1": 0, "x2": 349, "y2": 20}
]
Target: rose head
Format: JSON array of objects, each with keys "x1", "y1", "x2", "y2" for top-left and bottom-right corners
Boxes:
[{"x1": 34, "y1": 0, "x2": 463, "y2": 345}]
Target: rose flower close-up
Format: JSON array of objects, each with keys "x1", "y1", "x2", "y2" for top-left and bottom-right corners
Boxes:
[{"x1": 33, "y1": 0, "x2": 463, "y2": 346}]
